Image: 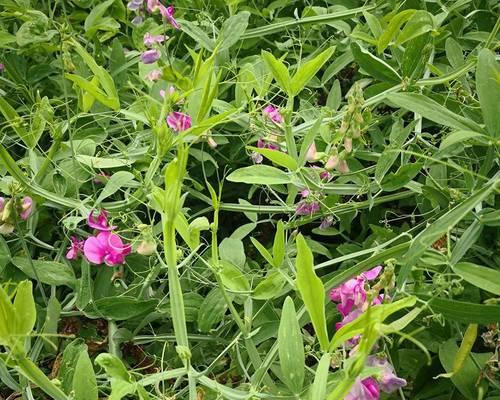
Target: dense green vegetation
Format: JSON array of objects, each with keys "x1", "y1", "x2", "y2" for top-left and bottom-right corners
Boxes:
[{"x1": 0, "y1": 0, "x2": 499, "y2": 399}]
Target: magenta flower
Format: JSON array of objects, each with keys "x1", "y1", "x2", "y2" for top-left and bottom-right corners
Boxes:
[
  {"x1": 141, "y1": 49, "x2": 161, "y2": 64},
  {"x1": 320, "y1": 170, "x2": 331, "y2": 181},
  {"x1": 66, "y1": 236, "x2": 84, "y2": 260},
  {"x1": 20, "y1": 197, "x2": 33, "y2": 220},
  {"x1": 263, "y1": 105, "x2": 283, "y2": 124},
  {"x1": 145, "y1": 69, "x2": 162, "y2": 81},
  {"x1": 88, "y1": 210, "x2": 117, "y2": 232},
  {"x1": 143, "y1": 32, "x2": 167, "y2": 47},
  {"x1": 167, "y1": 111, "x2": 192, "y2": 132},
  {"x1": 83, "y1": 231, "x2": 131, "y2": 266},
  {"x1": 160, "y1": 5, "x2": 180, "y2": 29},
  {"x1": 345, "y1": 377, "x2": 380, "y2": 400},
  {"x1": 367, "y1": 356, "x2": 407, "y2": 394}
]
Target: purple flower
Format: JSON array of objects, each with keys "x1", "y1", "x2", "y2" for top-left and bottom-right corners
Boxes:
[
  {"x1": 66, "y1": 236, "x2": 84, "y2": 260},
  {"x1": 19, "y1": 197, "x2": 33, "y2": 220},
  {"x1": 263, "y1": 105, "x2": 283, "y2": 124},
  {"x1": 88, "y1": 210, "x2": 117, "y2": 232},
  {"x1": 251, "y1": 152, "x2": 263, "y2": 164},
  {"x1": 267, "y1": 142, "x2": 280, "y2": 151},
  {"x1": 131, "y1": 15, "x2": 144, "y2": 25},
  {"x1": 127, "y1": 0, "x2": 143, "y2": 10},
  {"x1": 295, "y1": 201, "x2": 320, "y2": 216},
  {"x1": 320, "y1": 216, "x2": 333, "y2": 229},
  {"x1": 145, "y1": 69, "x2": 162, "y2": 81},
  {"x1": 345, "y1": 377, "x2": 380, "y2": 400},
  {"x1": 160, "y1": 5, "x2": 180, "y2": 29},
  {"x1": 367, "y1": 357, "x2": 407, "y2": 394},
  {"x1": 141, "y1": 49, "x2": 161, "y2": 64},
  {"x1": 167, "y1": 111, "x2": 192, "y2": 132},
  {"x1": 143, "y1": 32, "x2": 167, "y2": 47},
  {"x1": 83, "y1": 231, "x2": 131, "y2": 266}
]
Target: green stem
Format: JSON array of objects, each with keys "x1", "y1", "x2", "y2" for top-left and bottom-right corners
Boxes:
[
  {"x1": 107, "y1": 320, "x2": 120, "y2": 358},
  {"x1": 34, "y1": 137, "x2": 63, "y2": 184},
  {"x1": 284, "y1": 95, "x2": 297, "y2": 160}
]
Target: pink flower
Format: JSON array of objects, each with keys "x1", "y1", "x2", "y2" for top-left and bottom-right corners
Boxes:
[
  {"x1": 263, "y1": 105, "x2": 283, "y2": 124},
  {"x1": 0, "y1": 63, "x2": 4, "y2": 71},
  {"x1": 167, "y1": 111, "x2": 192, "y2": 132},
  {"x1": 159, "y1": 5, "x2": 180, "y2": 29},
  {"x1": 145, "y1": 69, "x2": 162, "y2": 81},
  {"x1": 345, "y1": 377, "x2": 380, "y2": 400},
  {"x1": 325, "y1": 155, "x2": 339, "y2": 170},
  {"x1": 143, "y1": 32, "x2": 167, "y2": 47},
  {"x1": 141, "y1": 49, "x2": 161, "y2": 64},
  {"x1": 159, "y1": 85, "x2": 176, "y2": 98},
  {"x1": 146, "y1": 0, "x2": 160, "y2": 12},
  {"x1": 20, "y1": 197, "x2": 33, "y2": 220},
  {"x1": 66, "y1": 236, "x2": 84, "y2": 260},
  {"x1": 344, "y1": 137, "x2": 353, "y2": 153},
  {"x1": 320, "y1": 170, "x2": 331, "y2": 181},
  {"x1": 367, "y1": 357, "x2": 407, "y2": 394},
  {"x1": 83, "y1": 231, "x2": 131, "y2": 266},
  {"x1": 267, "y1": 142, "x2": 280, "y2": 151},
  {"x1": 88, "y1": 210, "x2": 117, "y2": 232},
  {"x1": 306, "y1": 142, "x2": 317, "y2": 162},
  {"x1": 251, "y1": 152, "x2": 263, "y2": 164}
]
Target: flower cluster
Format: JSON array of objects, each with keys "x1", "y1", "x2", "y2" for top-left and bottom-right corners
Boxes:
[
  {"x1": 330, "y1": 267, "x2": 407, "y2": 399},
  {"x1": 127, "y1": 0, "x2": 179, "y2": 29},
  {"x1": 0, "y1": 196, "x2": 33, "y2": 235},
  {"x1": 167, "y1": 111, "x2": 191, "y2": 132},
  {"x1": 66, "y1": 210, "x2": 131, "y2": 267}
]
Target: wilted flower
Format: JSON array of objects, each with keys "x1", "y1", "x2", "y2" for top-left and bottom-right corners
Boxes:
[
  {"x1": 263, "y1": 105, "x2": 283, "y2": 124},
  {"x1": 66, "y1": 236, "x2": 84, "y2": 260},
  {"x1": 295, "y1": 190, "x2": 320, "y2": 216},
  {"x1": 251, "y1": 152, "x2": 263, "y2": 164},
  {"x1": 143, "y1": 32, "x2": 167, "y2": 47},
  {"x1": 131, "y1": 15, "x2": 144, "y2": 25},
  {"x1": 145, "y1": 69, "x2": 162, "y2": 81},
  {"x1": 141, "y1": 49, "x2": 161, "y2": 64},
  {"x1": 320, "y1": 215, "x2": 334, "y2": 229},
  {"x1": 88, "y1": 210, "x2": 117, "y2": 232},
  {"x1": 83, "y1": 231, "x2": 131, "y2": 266},
  {"x1": 19, "y1": 197, "x2": 33, "y2": 220},
  {"x1": 367, "y1": 356, "x2": 407, "y2": 393},
  {"x1": 167, "y1": 111, "x2": 191, "y2": 132},
  {"x1": 127, "y1": 0, "x2": 143, "y2": 10},
  {"x1": 345, "y1": 377, "x2": 380, "y2": 400},
  {"x1": 344, "y1": 137, "x2": 353, "y2": 153}
]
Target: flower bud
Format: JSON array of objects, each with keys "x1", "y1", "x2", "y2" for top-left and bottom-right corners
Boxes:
[{"x1": 137, "y1": 240, "x2": 157, "y2": 256}]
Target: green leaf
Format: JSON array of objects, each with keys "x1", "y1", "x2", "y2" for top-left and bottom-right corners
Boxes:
[
  {"x1": 272, "y1": 220, "x2": 285, "y2": 268},
  {"x1": 401, "y1": 31, "x2": 432, "y2": 79},
  {"x1": 0, "y1": 97, "x2": 33, "y2": 148},
  {"x1": 396, "y1": 10, "x2": 433, "y2": 45},
  {"x1": 261, "y1": 50, "x2": 292, "y2": 95},
  {"x1": 476, "y1": 49, "x2": 500, "y2": 137},
  {"x1": 295, "y1": 234, "x2": 328, "y2": 350},
  {"x1": 73, "y1": 350, "x2": 98, "y2": 400},
  {"x1": 217, "y1": 11, "x2": 250, "y2": 52},
  {"x1": 0, "y1": 285, "x2": 15, "y2": 346},
  {"x1": 351, "y1": 43, "x2": 401, "y2": 83},
  {"x1": 13, "y1": 281, "x2": 36, "y2": 337},
  {"x1": 250, "y1": 237, "x2": 275, "y2": 266},
  {"x1": 452, "y1": 262, "x2": 500, "y2": 295},
  {"x1": 197, "y1": 288, "x2": 228, "y2": 332},
  {"x1": 381, "y1": 163, "x2": 422, "y2": 191},
  {"x1": 42, "y1": 296, "x2": 61, "y2": 352},
  {"x1": 178, "y1": 20, "x2": 215, "y2": 51},
  {"x1": 298, "y1": 116, "x2": 322, "y2": 167},
  {"x1": 88, "y1": 297, "x2": 157, "y2": 320},
  {"x1": 84, "y1": 0, "x2": 116, "y2": 38},
  {"x1": 11, "y1": 257, "x2": 76, "y2": 288},
  {"x1": 377, "y1": 9, "x2": 416, "y2": 53},
  {"x1": 418, "y1": 295, "x2": 500, "y2": 324},
  {"x1": 65, "y1": 73, "x2": 120, "y2": 111},
  {"x1": 227, "y1": 165, "x2": 291, "y2": 185},
  {"x1": 398, "y1": 175, "x2": 499, "y2": 285},
  {"x1": 76, "y1": 155, "x2": 131, "y2": 169},
  {"x1": 386, "y1": 93, "x2": 484, "y2": 132},
  {"x1": 252, "y1": 271, "x2": 286, "y2": 300},
  {"x1": 308, "y1": 353, "x2": 331, "y2": 400},
  {"x1": 246, "y1": 146, "x2": 297, "y2": 170},
  {"x1": 219, "y1": 238, "x2": 246, "y2": 268},
  {"x1": 219, "y1": 260, "x2": 250, "y2": 293},
  {"x1": 439, "y1": 339, "x2": 490, "y2": 400},
  {"x1": 291, "y1": 47, "x2": 335, "y2": 95},
  {"x1": 96, "y1": 171, "x2": 135, "y2": 203},
  {"x1": 278, "y1": 297, "x2": 304, "y2": 394},
  {"x1": 59, "y1": 339, "x2": 88, "y2": 394},
  {"x1": 439, "y1": 130, "x2": 488, "y2": 150}
]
